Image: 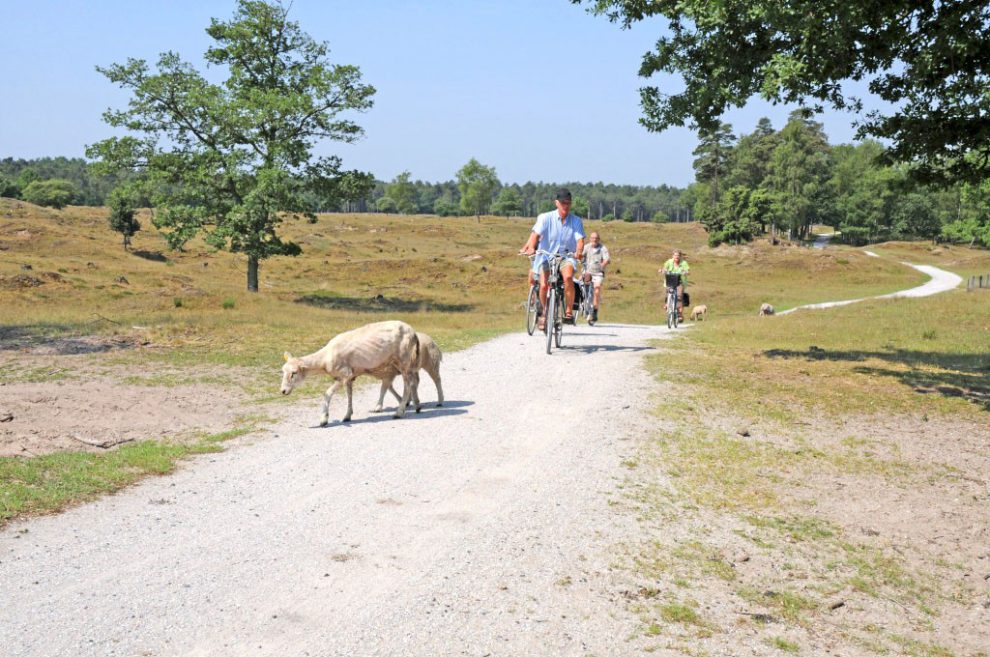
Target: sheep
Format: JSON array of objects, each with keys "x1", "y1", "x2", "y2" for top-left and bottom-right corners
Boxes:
[
  {"x1": 690, "y1": 304, "x2": 708, "y2": 321},
  {"x1": 759, "y1": 303, "x2": 775, "y2": 316},
  {"x1": 281, "y1": 320, "x2": 420, "y2": 426},
  {"x1": 374, "y1": 331, "x2": 444, "y2": 412}
]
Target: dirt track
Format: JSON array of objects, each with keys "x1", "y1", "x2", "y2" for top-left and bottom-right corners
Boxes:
[{"x1": 1, "y1": 322, "x2": 673, "y2": 657}]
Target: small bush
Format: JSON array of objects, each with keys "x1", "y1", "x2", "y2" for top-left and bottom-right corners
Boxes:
[
  {"x1": 922, "y1": 330, "x2": 937, "y2": 340},
  {"x1": 173, "y1": 297, "x2": 183, "y2": 308},
  {"x1": 222, "y1": 298, "x2": 235, "y2": 309}
]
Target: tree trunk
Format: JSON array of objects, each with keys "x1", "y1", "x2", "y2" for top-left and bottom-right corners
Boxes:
[{"x1": 247, "y1": 255, "x2": 259, "y2": 292}]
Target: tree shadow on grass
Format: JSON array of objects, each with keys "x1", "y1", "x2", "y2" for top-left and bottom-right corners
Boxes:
[
  {"x1": 765, "y1": 346, "x2": 990, "y2": 411},
  {"x1": 0, "y1": 323, "x2": 137, "y2": 355},
  {"x1": 132, "y1": 250, "x2": 168, "y2": 263},
  {"x1": 296, "y1": 294, "x2": 473, "y2": 313}
]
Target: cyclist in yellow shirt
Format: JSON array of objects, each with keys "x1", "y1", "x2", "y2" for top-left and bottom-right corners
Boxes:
[{"x1": 659, "y1": 249, "x2": 690, "y2": 322}]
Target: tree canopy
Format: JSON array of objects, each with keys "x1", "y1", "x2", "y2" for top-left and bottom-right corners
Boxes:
[
  {"x1": 576, "y1": 0, "x2": 990, "y2": 186},
  {"x1": 87, "y1": 0, "x2": 375, "y2": 291},
  {"x1": 456, "y1": 159, "x2": 500, "y2": 220}
]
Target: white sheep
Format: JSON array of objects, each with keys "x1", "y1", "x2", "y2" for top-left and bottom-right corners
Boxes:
[
  {"x1": 281, "y1": 320, "x2": 420, "y2": 426},
  {"x1": 374, "y1": 331, "x2": 444, "y2": 411},
  {"x1": 690, "y1": 304, "x2": 708, "y2": 321},
  {"x1": 759, "y1": 303, "x2": 775, "y2": 316}
]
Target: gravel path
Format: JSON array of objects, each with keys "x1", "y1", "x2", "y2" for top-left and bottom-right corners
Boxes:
[
  {"x1": 1, "y1": 322, "x2": 675, "y2": 657},
  {"x1": 778, "y1": 262, "x2": 961, "y2": 315}
]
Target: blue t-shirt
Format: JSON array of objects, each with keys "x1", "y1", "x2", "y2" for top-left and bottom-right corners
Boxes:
[{"x1": 531, "y1": 210, "x2": 585, "y2": 269}]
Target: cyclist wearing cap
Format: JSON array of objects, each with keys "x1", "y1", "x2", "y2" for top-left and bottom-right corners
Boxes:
[
  {"x1": 519, "y1": 188, "x2": 585, "y2": 330},
  {"x1": 660, "y1": 249, "x2": 690, "y2": 322}
]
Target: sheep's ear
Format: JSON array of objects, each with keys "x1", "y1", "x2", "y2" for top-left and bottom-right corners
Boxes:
[{"x1": 283, "y1": 351, "x2": 292, "y2": 362}]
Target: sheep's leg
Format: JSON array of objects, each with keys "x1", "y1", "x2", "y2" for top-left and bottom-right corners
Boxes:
[
  {"x1": 429, "y1": 369, "x2": 444, "y2": 407},
  {"x1": 343, "y1": 378, "x2": 354, "y2": 422},
  {"x1": 320, "y1": 381, "x2": 341, "y2": 427},
  {"x1": 395, "y1": 370, "x2": 419, "y2": 418},
  {"x1": 374, "y1": 376, "x2": 393, "y2": 412}
]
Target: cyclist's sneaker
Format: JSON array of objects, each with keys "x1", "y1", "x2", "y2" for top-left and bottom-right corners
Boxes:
[
  {"x1": 564, "y1": 313, "x2": 575, "y2": 325},
  {"x1": 592, "y1": 308, "x2": 598, "y2": 322}
]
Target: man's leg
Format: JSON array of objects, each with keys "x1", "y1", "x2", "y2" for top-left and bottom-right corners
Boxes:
[
  {"x1": 677, "y1": 284, "x2": 684, "y2": 319},
  {"x1": 562, "y1": 263, "x2": 575, "y2": 318}
]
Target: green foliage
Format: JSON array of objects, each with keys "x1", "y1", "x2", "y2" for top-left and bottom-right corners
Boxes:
[
  {"x1": 692, "y1": 122, "x2": 736, "y2": 203},
  {"x1": 432, "y1": 193, "x2": 459, "y2": 216},
  {"x1": 491, "y1": 186, "x2": 523, "y2": 217},
  {"x1": 376, "y1": 196, "x2": 397, "y2": 214},
  {"x1": 942, "y1": 179, "x2": 990, "y2": 247},
  {"x1": 87, "y1": 0, "x2": 375, "y2": 292},
  {"x1": 456, "y1": 158, "x2": 500, "y2": 218},
  {"x1": 0, "y1": 173, "x2": 21, "y2": 198},
  {"x1": 0, "y1": 157, "x2": 121, "y2": 205},
  {"x1": 578, "y1": 0, "x2": 990, "y2": 186},
  {"x1": 21, "y1": 178, "x2": 78, "y2": 209},
  {"x1": 222, "y1": 297, "x2": 236, "y2": 309},
  {"x1": 763, "y1": 110, "x2": 834, "y2": 240},
  {"x1": 383, "y1": 170, "x2": 418, "y2": 214},
  {"x1": 106, "y1": 186, "x2": 141, "y2": 249}
]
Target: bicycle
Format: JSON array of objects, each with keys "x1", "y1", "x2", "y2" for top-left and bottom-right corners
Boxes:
[
  {"x1": 664, "y1": 271, "x2": 682, "y2": 329},
  {"x1": 528, "y1": 249, "x2": 576, "y2": 354},
  {"x1": 577, "y1": 270, "x2": 595, "y2": 325}
]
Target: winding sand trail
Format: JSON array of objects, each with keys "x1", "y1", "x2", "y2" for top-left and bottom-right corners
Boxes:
[{"x1": 778, "y1": 260, "x2": 961, "y2": 315}]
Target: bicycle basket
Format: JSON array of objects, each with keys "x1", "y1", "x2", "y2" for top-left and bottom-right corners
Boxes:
[{"x1": 664, "y1": 272, "x2": 681, "y2": 288}]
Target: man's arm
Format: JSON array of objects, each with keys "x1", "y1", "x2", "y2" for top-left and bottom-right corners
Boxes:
[
  {"x1": 602, "y1": 246, "x2": 610, "y2": 268},
  {"x1": 520, "y1": 231, "x2": 540, "y2": 255}
]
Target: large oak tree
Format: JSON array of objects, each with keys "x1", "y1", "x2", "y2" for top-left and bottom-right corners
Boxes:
[{"x1": 87, "y1": 0, "x2": 375, "y2": 291}]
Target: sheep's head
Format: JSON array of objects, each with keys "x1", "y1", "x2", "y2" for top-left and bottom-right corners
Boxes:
[{"x1": 280, "y1": 352, "x2": 307, "y2": 394}]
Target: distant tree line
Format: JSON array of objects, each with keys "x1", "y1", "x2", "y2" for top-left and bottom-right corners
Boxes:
[
  {"x1": 1, "y1": 155, "x2": 692, "y2": 224},
  {"x1": 689, "y1": 110, "x2": 990, "y2": 248},
  {"x1": 0, "y1": 157, "x2": 123, "y2": 208},
  {"x1": 349, "y1": 159, "x2": 692, "y2": 223}
]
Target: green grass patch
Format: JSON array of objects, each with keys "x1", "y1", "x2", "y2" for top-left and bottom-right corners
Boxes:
[
  {"x1": 767, "y1": 637, "x2": 801, "y2": 653},
  {"x1": 0, "y1": 426, "x2": 253, "y2": 525}
]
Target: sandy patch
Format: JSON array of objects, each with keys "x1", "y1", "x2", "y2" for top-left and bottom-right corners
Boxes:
[{"x1": 0, "y1": 377, "x2": 252, "y2": 457}]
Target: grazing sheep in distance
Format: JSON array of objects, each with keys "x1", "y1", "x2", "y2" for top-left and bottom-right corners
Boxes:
[
  {"x1": 690, "y1": 304, "x2": 708, "y2": 321},
  {"x1": 375, "y1": 331, "x2": 444, "y2": 412},
  {"x1": 281, "y1": 320, "x2": 420, "y2": 426},
  {"x1": 759, "y1": 303, "x2": 775, "y2": 316}
]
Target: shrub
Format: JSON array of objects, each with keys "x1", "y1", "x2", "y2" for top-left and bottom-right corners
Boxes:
[
  {"x1": 21, "y1": 179, "x2": 78, "y2": 209},
  {"x1": 173, "y1": 297, "x2": 183, "y2": 308},
  {"x1": 222, "y1": 298, "x2": 235, "y2": 309}
]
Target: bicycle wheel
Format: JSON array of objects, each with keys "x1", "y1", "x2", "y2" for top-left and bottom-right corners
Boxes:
[
  {"x1": 545, "y1": 288, "x2": 556, "y2": 354},
  {"x1": 525, "y1": 284, "x2": 539, "y2": 336},
  {"x1": 554, "y1": 293, "x2": 564, "y2": 348}
]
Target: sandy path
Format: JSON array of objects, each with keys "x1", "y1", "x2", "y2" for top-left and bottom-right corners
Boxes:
[
  {"x1": 1, "y1": 322, "x2": 674, "y2": 657},
  {"x1": 778, "y1": 262, "x2": 961, "y2": 315}
]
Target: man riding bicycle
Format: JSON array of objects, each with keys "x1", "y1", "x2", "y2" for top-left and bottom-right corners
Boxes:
[
  {"x1": 659, "y1": 249, "x2": 690, "y2": 322},
  {"x1": 581, "y1": 231, "x2": 610, "y2": 323},
  {"x1": 520, "y1": 188, "x2": 585, "y2": 331}
]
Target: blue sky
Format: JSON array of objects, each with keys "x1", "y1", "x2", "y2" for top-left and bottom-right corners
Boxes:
[{"x1": 0, "y1": 1, "x2": 872, "y2": 187}]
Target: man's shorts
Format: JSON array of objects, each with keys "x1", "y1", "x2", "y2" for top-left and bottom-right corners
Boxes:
[
  {"x1": 590, "y1": 273, "x2": 604, "y2": 286},
  {"x1": 533, "y1": 255, "x2": 579, "y2": 275}
]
